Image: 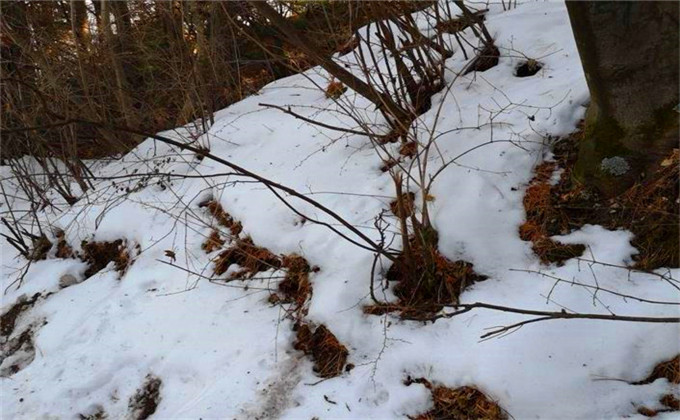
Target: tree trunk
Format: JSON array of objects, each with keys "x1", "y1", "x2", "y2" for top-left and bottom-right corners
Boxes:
[{"x1": 566, "y1": 1, "x2": 679, "y2": 197}]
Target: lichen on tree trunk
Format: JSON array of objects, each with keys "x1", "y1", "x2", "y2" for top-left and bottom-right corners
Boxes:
[{"x1": 566, "y1": 1, "x2": 679, "y2": 197}]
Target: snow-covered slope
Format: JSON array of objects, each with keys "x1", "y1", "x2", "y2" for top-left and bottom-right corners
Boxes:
[{"x1": 1, "y1": 2, "x2": 678, "y2": 419}]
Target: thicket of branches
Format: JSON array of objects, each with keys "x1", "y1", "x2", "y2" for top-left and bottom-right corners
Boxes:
[
  {"x1": 1, "y1": 0, "x2": 678, "y2": 338},
  {"x1": 1, "y1": 0, "x2": 427, "y2": 160}
]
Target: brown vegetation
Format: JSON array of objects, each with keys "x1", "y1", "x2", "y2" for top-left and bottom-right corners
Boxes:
[
  {"x1": 293, "y1": 323, "x2": 348, "y2": 378},
  {"x1": 634, "y1": 355, "x2": 680, "y2": 385},
  {"x1": 324, "y1": 80, "x2": 347, "y2": 99},
  {"x1": 275, "y1": 254, "x2": 313, "y2": 313},
  {"x1": 202, "y1": 230, "x2": 226, "y2": 254},
  {"x1": 199, "y1": 199, "x2": 243, "y2": 237},
  {"x1": 213, "y1": 237, "x2": 281, "y2": 278},
  {"x1": 366, "y1": 238, "x2": 487, "y2": 320},
  {"x1": 406, "y1": 377, "x2": 508, "y2": 420},
  {"x1": 521, "y1": 124, "x2": 679, "y2": 269},
  {"x1": 80, "y1": 239, "x2": 133, "y2": 278}
]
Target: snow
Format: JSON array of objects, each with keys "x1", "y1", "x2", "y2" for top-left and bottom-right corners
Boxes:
[{"x1": 2, "y1": 2, "x2": 678, "y2": 419}]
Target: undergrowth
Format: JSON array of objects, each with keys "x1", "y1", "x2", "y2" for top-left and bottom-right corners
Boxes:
[
  {"x1": 293, "y1": 323, "x2": 349, "y2": 378},
  {"x1": 80, "y1": 239, "x2": 135, "y2": 278},
  {"x1": 405, "y1": 377, "x2": 509, "y2": 420},
  {"x1": 521, "y1": 125, "x2": 678, "y2": 269}
]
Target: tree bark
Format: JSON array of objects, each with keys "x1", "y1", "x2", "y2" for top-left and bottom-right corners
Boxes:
[{"x1": 566, "y1": 1, "x2": 679, "y2": 197}]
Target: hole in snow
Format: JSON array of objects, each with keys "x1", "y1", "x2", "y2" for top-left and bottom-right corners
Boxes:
[{"x1": 515, "y1": 59, "x2": 542, "y2": 77}]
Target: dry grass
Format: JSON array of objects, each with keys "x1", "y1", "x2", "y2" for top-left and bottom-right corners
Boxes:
[
  {"x1": 275, "y1": 254, "x2": 313, "y2": 313},
  {"x1": 202, "y1": 230, "x2": 226, "y2": 254},
  {"x1": 325, "y1": 80, "x2": 347, "y2": 99},
  {"x1": 390, "y1": 192, "x2": 416, "y2": 218},
  {"x1": 200, "y1": 199, "x2": 243, "y2": 237},
  {"x1": 80, "y1": 239, "x2": 133, "y2": 278},
  {"x1": 365, "y1": 242, "x2": 487, "y2": 320},
  {"x1": 529, "y1": 125, "x2": 678, "y2": 270},
  {"x1": 28, "y1": 235, "x2": 52, "y2": 261},
  {"x1": 54, "y1": 229, "x2": 74, "y2": 259},
  {"x1": 634, "y1": 355, "x2": 680, "y2": 385},
  {"x1": 407, "y1": 377, "x2": 508, "y2": 420},
  {"x1": 435, "y1": 9, "x2": 487, "y2": 34},
  {"x1": 519, "y1": 161, "x2": 586, "y2": 265},
  {"x1": 660, "y1": 394, "x2": 680, "y2": 410},
  {"x1": 213, "y1": 237, "x2": 281, "y2": 278},
  {"x1": 619, "y1": 149, "x2": 679, "y2": 269},
  {"x1": 399, "y1": 141, "x2": 418, "y2": 158},
  {"x1": 294, "y1": 323, "x2": 348, "y2": 378},
  {"x1": 637, "y1": 393, "x2": 680, "y2": 418}
]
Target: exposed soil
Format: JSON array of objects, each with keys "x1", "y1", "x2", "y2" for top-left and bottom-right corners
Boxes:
[
  {"x1": 515, "y1": 59, "x2": 542, "y2": 77},
  {"x1": 1, "y1": 293, "x2": 41, "y2": 338},
  {"x1": 128, "y1": 375, "x2": 162, "y2": 420}
]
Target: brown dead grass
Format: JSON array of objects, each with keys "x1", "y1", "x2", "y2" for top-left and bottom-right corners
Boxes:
[
  {"x1": 80, "y1": 239, "x2": 132, "y2": 278},
  {"x1": 54, "y1": 229, "x2": 74, "y2": 259},
  {"x1": 275, "y1": 254, "x2": 312, "y2": 313},
  {"x1": 213, "y1": 237, "x2": 281, "y2": 278},
  {"x1": 519, "y1": 159, "x2": 587, "y2": 265},
  {"x1": 660, "y1": 394, "x2": 680, "y2": 410},
  {"x1": 390, "y1": 192, "x2": 416, "y2": 218},
  {"x1": 406, "y1": 377, "x2": 508, "y2": 420},
  {"x1": 528, "y1": 125, "x2": 678, "y2": 270},
  {"x1": 294, "y1": 323, "x2": 348, "y2": 378},
  {"x1": 28, "y1": 235, "x2": 52, "y2": 261},
  {"x1": 634, "y1": 355, "x2": 680, "y2": 385},
  {"x1": 399, "y1": 141, "x2": 418, "y2": 158},
  {"x1": 637, "y1": 393, "x2": 680, "y2": 418},
  {"x1": 202, "y1": 230, "x2": 226, "y2": 254},
  {"x1": 619, "y1": 149, "x2": 679, "y2": 269},
  {"x1": 325, "y1": 80, "x2": 347, "y2": 99},
  {"x1": 200, "y1": 199, "x2": 243, "y2": 237},
  {"x1": 365, "y1": 241, "x2": 487, "y2": 320}
]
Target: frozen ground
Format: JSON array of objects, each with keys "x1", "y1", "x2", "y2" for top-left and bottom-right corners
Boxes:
[{"x1": 1, "y1": 1, "x2": 678, "y2": 419}]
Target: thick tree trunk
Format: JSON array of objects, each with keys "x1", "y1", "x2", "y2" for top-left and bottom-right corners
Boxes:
[{"x1": 566, "y1": 1, "x2": 679, "y2": 197}]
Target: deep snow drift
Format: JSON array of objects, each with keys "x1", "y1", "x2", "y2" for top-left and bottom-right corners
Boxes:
[{"x1": 1, "y1": 2, "x2": 678, "y2": 419}]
